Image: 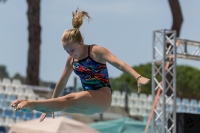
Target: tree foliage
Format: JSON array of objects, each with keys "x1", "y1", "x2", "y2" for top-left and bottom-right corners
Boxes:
[
  {"x1": 0, "y1": 0, "x2": 7, "y2": 3},
  {"x1": 0, "y1": 65, "x2": 53, "y2": 86},
  {"x1": 176, "y1": 65, "x2": 200, "y2": 99},
  {"x1": 13, "y1": 73, "x2": 26, "y2": 84},
  {"x1": 110, "y1": 63, "x2": 200, "y2": 99},
  {"x1": 110, "y1": 63, "x2": 152, "y2": 94},
  {"x1": 0, "y1": 65, "x2": 9, "y2": 79}
]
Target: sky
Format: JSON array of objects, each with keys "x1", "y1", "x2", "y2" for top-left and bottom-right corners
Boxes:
[{"x1": 0, "y1": 0, "x2": 200, "y2": 87}]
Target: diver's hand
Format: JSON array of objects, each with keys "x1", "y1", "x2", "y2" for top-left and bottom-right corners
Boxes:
[
  {"x1": 11, "y1": 100, "x2": 33, "y2": 112},
  {"x1": 137, "y1": 76, "x2": 150, "y2": 93}
]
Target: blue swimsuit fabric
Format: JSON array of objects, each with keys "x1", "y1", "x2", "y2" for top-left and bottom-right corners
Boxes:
[{"x1": 72, "y1": 45, "x2": 112, "y2": 91}]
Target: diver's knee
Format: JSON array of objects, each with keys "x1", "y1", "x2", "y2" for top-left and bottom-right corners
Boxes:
[{"x1": 63, "y1": 94, "x2": 76, "y2": 107}]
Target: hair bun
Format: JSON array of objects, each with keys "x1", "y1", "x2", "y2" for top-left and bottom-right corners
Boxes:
[{"x1": 72, "y1": 8, "x2": 91, "y2": 29}]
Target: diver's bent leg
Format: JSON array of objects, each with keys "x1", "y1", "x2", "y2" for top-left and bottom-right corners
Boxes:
[
  {"x1": 62, "y1": 87, "x2": 112, "y2": 114},
  {"x1": 29, "y1": 95, "x2": 75, "y2": 112},
  {"x1": 19, "y1": 87, "x2": 111, "y2": 114}
]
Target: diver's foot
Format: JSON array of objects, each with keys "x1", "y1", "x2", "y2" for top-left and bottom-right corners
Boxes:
[{"x1": 12, "y1": 100, "x2": 34, "y2": 112}]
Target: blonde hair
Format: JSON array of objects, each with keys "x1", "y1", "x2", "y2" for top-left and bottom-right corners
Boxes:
[{"x1": 61, "y1": 8, "x2": 91, "y2": 44}]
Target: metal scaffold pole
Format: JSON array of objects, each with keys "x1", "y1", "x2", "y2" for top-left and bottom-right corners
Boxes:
[
  {"x1": 152, "y1": 29, "x2": 177, "y2": 133},
  {"x1": 151, "y1": 28, "x2": 200, "y2": 133}
]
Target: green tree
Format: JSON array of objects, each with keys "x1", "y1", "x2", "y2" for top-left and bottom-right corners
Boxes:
[
  {"x1": 110, "y1": 63, "x2": 200, "y2": 99},
  {"x1": 176, "y1": 65, "x2": 200, "y2": 99},
  {"x1": 0, "y1": 65, "x2": 9, "y2": 79},
  {"x1": 12, "y1": 73, "x2": 26, "y2": 84},
  {"x1": 0, "y1": 0, "x2": 7, "y2": 2},
  {"x1": 111, "y1": 63, "x2": 152, "y2": 94}
]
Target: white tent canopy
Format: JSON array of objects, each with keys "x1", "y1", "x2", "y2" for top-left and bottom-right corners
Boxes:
[{"x1": 9, "y1": 116, "x2": 100, "y2": 133}]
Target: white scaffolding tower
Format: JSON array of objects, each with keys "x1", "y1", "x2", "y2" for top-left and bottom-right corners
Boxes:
[{"x1": 152, "y1": 29, "x2": 200, "y2": 133}]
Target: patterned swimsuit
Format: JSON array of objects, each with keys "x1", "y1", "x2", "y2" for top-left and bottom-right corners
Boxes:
[{"x1": 72, "y1": 45, "x2": 112, "y2": 92}]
